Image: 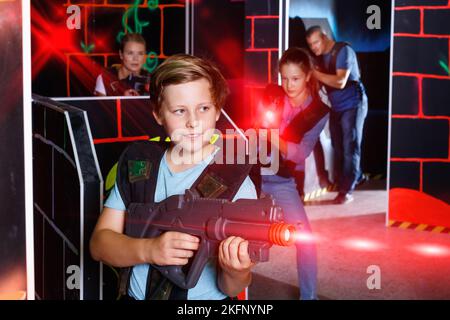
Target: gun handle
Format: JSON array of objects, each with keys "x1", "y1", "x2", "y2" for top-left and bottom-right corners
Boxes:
[
  {"x1": 248, "y1": 241, "x2": 272, "y2": 262},
  {"x1": 154, "y1": 238, "x2": 212, "y2": 290}
]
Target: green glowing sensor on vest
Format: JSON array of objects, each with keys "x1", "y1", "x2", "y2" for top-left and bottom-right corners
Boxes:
[{"x1": 128, "y1": 160, "x2": 151, "y2": 183}]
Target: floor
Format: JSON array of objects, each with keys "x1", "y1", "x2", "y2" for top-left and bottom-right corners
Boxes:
[{"x1": 248, "y1": 181, "x2": 450, "y2": 300}]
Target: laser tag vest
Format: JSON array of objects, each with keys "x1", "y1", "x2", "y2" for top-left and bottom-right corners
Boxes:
[
  {"x1": 318, "y1": 42, "x2": 362, "y2": 95},
  {"x1": 102, "y1": 66, "x2": 151, "y2": 96},
  {"x1": 116, "y1": 140, "x2": 253, "y2": 300},
  {"x1": 275, "y1": 95, "x2": 330, "y2": 178}
]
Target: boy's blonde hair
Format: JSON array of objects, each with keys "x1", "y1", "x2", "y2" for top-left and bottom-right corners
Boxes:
[{"x1": 150, "y1": 54, "x2": 229, "y2": 114}]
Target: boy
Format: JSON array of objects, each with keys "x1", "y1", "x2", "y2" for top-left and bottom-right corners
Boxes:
[{"x1": 90, "y1": 54, "x2": 257, "y2": 300}]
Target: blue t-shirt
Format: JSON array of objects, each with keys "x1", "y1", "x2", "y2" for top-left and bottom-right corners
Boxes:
[
  {"x1": 104, "y1": 148, "x2": 257, "y2": 300},
  {"x1": 322, "y1": 45, "x2": 365, "y2": 112}
]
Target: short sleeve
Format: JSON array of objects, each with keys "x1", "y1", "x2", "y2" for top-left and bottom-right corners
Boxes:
[
  {"x1": 94, "y1": 74, "x2": 107, "y2": 95},
  {"x1": 232, "y1": 176, "x2": 258, "y2": 201},
  {"x1": 335, "y1": 46, "x2": 354, "y2": 71},
  {"x1": 104, "y1": 183, "x2": 126, "y2": 211}
]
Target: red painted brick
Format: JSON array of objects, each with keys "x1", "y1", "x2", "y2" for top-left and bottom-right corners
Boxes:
[
  {"x1": 423, "y1": 78, "x2": 450, "y2": 116},
  {"x1": 395, "y1": 9, "x2": 421, "y2": 34},
  {"x1": 396, "y1": 0, "x2": 449, "y2": 6},
  {"x1": 393, "y1": 37, "x2": 449, "y2": 75},
  {"x1": 424, "y1": 9, "x2": 450, "y2": 35}
]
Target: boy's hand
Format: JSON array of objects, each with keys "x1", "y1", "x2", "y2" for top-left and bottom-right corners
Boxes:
[
  {"x1": 147, "y1": 231, "x2": 199, "y2": 266},
  {"x1": 218, "y1": 236, "x2": 255, "y2": 276}
]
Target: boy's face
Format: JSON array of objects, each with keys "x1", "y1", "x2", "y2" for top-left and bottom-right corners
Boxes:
[{"x1": 153, "y1": 78, "x2": 220, "y2": 155}]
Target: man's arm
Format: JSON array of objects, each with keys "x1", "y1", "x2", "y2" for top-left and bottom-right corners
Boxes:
[
  {"x1": 313, "y1": 68, "x2": 351, "y2": 90},
  {"x1": 314, "y1": 45, "x2": 356, "y2": 90}
]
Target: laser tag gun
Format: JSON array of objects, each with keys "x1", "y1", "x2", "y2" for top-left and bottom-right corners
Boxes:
[
  {"x1": 124, "y1": 73, "x2": 151, "y2": 95},
  {"x1": 125, "y1": 190, "x2": 297, "y2": 290}
]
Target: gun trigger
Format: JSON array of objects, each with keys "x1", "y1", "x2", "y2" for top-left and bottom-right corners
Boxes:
[{"x1": 248, "y1": 242, "x2": 271, "y2": 263}]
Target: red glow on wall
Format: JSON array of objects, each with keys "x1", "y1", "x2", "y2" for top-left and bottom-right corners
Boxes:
[
  {"x1": 31, "y1": 2, "x2": 111, "y2": 96},
  {"x1": 214, "y1": 38, "x2": 243, "y2": 79},
  {"x1": 92, "y1": 34, "x2": 113, "y2": 54},
  {"x1": 199, "y1": 7, "x2": 212, "y2": 19},
  {"x1": 32, "y1": 1, "x2": 184, "y2": 96},
  {"x1": 31, "y1": 3, "x2": 81, "y2": 77}
]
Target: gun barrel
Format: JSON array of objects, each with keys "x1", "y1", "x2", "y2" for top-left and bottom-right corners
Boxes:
[
  {"x1": 207, "y1": 219, "x2": 296, "y2": 246},
  {"x1": 222, "y1": 198, "x2": 283, "y2": 223}
]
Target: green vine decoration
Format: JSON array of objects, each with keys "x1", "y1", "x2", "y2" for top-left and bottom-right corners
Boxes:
[{"x1": 116, "y1": 0, "x2": 160, "y2": 72}]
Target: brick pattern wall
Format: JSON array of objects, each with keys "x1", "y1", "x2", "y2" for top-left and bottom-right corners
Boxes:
[
  {"x1": 32, "y1": 0, "x2": 185, "y2": 97},
  {"x1": 244, "y1": 0, "x2": 279, "y2": 122},
  {"x1": 391, "y1": 0, "x2": 450, "y2": 204}
]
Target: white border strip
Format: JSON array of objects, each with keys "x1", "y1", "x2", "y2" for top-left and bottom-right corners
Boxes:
[
  {"x1": 53, "y1": 96, "x2": 150, "y2": 102},
  {"x1": 285, "y1": 0, "x2": 290, "y2": 54},
  {"x1": 278, "y1": 0, "x2": 289, "y2": 84},
  {"x1": 386, "y1": 0, "x2": 395, "y2": 227},
  {"x1": 221, "y1": 108, "x2": 249, "y2": 154},
  {"x1": 83, "y1": 112, "x2": 103, "y2": 187},
  {"x1": 191, "y1": 0, "x2": 195, "y2": 55},
  {"x1": 82, "y1": 111, "x2": 104, "y2": 300},
  {"x1": 185, "y1": 0, "x2": 190, "y2": 54},
  {"x1": 278, "y1": 0, "x2": 283, "y2": 84},
  {"x1": 64, "y1": 111, "x2": 85, "y2": 300},
  {"x1": 22, "y1": 0, "x2": 35, "y2": 301}
]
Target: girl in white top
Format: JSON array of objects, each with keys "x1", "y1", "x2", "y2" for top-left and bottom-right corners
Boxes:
[{"x1": 94, "y1": 33, "x2": 149, "y2": 96}]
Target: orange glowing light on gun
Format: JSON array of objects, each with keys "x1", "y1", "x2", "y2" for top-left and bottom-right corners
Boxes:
[{"x1": 268, "y1": 222, "x2": 296, "y2": 246}]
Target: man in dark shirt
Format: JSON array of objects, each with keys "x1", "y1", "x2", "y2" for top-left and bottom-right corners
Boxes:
[{"x1": 306, "y1": 26, "x2": 368, "y2": 204}]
